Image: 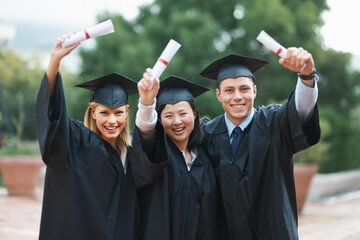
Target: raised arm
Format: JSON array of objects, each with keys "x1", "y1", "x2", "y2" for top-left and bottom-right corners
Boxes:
[
  {"x1": 135, "y1": 69, "x2": 160, "y2": 139},
  {"x1": 46, "y1": 36, "x2": 80, "y2": 96},
  {"x1": 279, "y1": 47, "x2": 318, "y2": 123}
]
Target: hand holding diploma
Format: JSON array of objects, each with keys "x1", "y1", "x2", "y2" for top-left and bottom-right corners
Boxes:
[
  {"x1": 256, "y1": 31, "x2": 307, "y2": 72},
  {"x1": 149, "y1": 39, "x2": 181, "y2": 88},
  {"x1": 138, "y1": 68, "x2": 160, "y2": 106},
  {"x1": 61, "y1": 19, "x2": 115, "y2": 48}
]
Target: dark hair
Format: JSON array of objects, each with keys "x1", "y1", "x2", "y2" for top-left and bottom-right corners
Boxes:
[{"x1": 156, "y1": 101, "x2": 203, "y2": 152}]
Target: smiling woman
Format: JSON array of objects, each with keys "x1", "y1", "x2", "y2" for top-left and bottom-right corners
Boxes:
[
  {"x1": 33, "y1": 35, "x2": 167, "y2": 240},
  {"x1": 134, "y1": 72, "x2": 219, "y2": 240},
  {"x1": 91, "y1": 104, "x2": 129, "y2": 145},
  {"x1": 77, "y1": 73, "x2": 136, "y2": 159}
]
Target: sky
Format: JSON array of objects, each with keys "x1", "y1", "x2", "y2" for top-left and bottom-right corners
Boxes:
[
  {"x1": 320, "y1": 0, "x2": 360, "y2": 55},
  {"x1": 0, "y1": 0, "x2": 152, "y2": 26},
  {"x1": 0, "y1": 0, "x2": 359, "y2": 58}
]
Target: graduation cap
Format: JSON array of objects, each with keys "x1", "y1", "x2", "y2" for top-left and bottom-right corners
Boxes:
[
  {"x1": 156, "y1": 76, "x2": 209, "y2": 108},
  {"x1": 75, "y1": 72, "x2": 138, "y2": 108},
  {"x1": 200, "y1": 54, "x2": 268, "y2": 85}
]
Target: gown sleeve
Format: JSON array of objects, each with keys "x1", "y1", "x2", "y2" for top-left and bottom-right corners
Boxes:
[
  {"x1": 295, "y1": 77, "x2": 318, "y2": 124},
  {"x1": 34, "y1": 73, "x2": 80, "y2": 172},
  {"x1": 130, "y1": 121, "x2": 169, "y2": 189},
  {"x1": 258, "y1": 89, "x2": 320, "y2": 155}
]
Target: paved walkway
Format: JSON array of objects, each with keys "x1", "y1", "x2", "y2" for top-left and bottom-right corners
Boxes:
[
  {"x1": 0, "y1": 188, "x2": 42, "y2": 240},
  {"x1": 299, "y1": 191, "x2": 360, "y2": 240},
  {"x1": 1, "y1": 187, "x2": 360, "y2": 239}
]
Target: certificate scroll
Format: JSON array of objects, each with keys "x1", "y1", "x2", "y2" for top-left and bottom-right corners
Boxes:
[
  {"x1": 150, "y1": 39, "x2": 181, "y2": 88},
  {"x1": 256, "y1": 30, "x2": 287, "y2": 58},
  {"x1": 257, "y1": 30, "x2": 307, "y2": 70},
  {"x1": 62, "y1": 19, "x2": 115, "y2": 48}
]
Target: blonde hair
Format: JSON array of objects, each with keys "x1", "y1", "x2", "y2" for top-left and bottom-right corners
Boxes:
[{"x1": 84, "y1": 102, "x2": 132, "y2": 153}]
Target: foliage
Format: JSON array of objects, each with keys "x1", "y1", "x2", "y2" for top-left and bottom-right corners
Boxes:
[
  {"x1": 75, "y1": 0, "x2": 360, "y2": 173},
  {"x1": 0, "y1": 134, "x2": 40, "y2": 156},
  {"x1": 1, "y1": 0, "x2": 360, "y2": 173},
  {"x1": 294, "y1": 116, "x2": 330, "y2": 165},
  {"x1": 0, "y1": 50, "x2": 44, "y2": 140},
  {"x1": 317, "y1": 106, "x2": 360, "y2": 173},
  {"x1": 0, "y1": 49, "x2": 85, "y2": 140}
]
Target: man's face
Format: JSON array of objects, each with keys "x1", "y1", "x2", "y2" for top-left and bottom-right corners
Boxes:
[{"x1": 216, "y1": 77, "x2": 256, "y2": 126}]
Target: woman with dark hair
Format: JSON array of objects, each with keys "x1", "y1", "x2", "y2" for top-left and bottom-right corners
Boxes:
[
  {"x1": 134, "y1": 69, "x2": 218, "y2": 240},
  {"x1": 35, "y1": 36, "x2": 166, "y2": 240},
  {"x1": 155, "y1": 100, "x2": 202, "y2": 153}
]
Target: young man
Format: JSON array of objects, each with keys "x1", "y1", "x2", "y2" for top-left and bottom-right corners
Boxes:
[{"x1": 200, "y1": 47, "x2": 320, "y2": 240}]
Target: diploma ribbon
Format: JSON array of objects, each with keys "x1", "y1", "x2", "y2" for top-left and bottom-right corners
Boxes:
[
  {"x1": 276, "y1": 48, "x2": 283, "y2": 56},
  {"x1": 149, "y1": 39, "x2": 181, "y2": 89},
  {"x1": 158, "y1": 58, "x2": 169, "y2": 66},
  {"x1": 61, "y1": 19, "x2": 114, "y2": 48},
  {"x1": 84, "y1": 29, "x2": 90, "y2": 39}
]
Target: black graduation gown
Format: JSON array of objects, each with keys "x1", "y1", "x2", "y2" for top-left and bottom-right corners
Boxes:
[
  {"x1": 136, "y1": 128, "x2": 218, "y2": 240},
  {"x1": 201, "y1": 90, "x2": 320, "y2": 240},
  {"x1": 35, "y1": 73, "x2": 165, "y2": 240}
]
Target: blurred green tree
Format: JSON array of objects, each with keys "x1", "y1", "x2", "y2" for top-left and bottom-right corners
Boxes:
[
  {"x1": 0, "y1": 51, "x2": 43, "y2": 140},
  {"x1": 1, "y1": 0, "x2": 358, "y2": 173}
]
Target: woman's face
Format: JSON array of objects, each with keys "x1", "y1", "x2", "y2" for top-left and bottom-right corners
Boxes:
[
  {"x1": 160, "y1": 101, "x2": 196, "y2": 151},
  {"x1": 92, "y1": 104, "x2": 129, "y2": 146}
]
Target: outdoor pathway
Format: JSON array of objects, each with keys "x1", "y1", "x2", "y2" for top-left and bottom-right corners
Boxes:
[
  {"x1": 0, "y1": 188, "x2": 42, "y2": 240},
  {"x1": 299, "y1": 191, "x2": 360, "y2": 240}
]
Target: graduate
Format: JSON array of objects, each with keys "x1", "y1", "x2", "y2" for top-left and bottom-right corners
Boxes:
[
  {"x1": 35, "y1": 36, "x2": 166, "y2": 240},
  {"x1": 135, "y1": 70, "x2": 218, "y2": 240},
  {"x1": 199, "y1": 48, "x2": 321, "y2": 239}
]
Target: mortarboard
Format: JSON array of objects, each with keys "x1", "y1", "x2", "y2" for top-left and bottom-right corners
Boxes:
[
  {"x1": 75, "y1": 72, "x2": 138, "y2": 108},
  {"x1": 199, "y1": 54, "x2": 268, "y2": 85},
  {"x1": 156, "y1": 76, "x2": 209, "y2": 108}
]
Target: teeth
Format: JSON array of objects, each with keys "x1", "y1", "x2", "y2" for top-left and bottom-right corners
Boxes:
[
  {"x1": 233, "y1": 105, "x2": 243, "y2": 108},
  {"x1": 105, "y1": 126, "x2": 117, "y2": 130}
]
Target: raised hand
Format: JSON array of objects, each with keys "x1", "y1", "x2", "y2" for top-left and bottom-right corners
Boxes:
[
  {"x1": 279, "y1": 47, "x2": 314, "y2": 75},
  {"x1": 45, "y1": 34, "x2": 81, "y2": 95},
  {"x1": 138, "y1": 68, "x2": 160, "y2": 106},
  {"x1": 50, "y1": 34, "x2": 80, "y2": 62}
]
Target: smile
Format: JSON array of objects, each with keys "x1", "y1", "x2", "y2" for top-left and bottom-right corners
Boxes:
[
  {"x1": 172, "y1": 127, "x2": 185, "y2": 134},
  {"x1": 104, "y1": 126, "x2": 119, "y2": 132},
  {"x1": 231, "y1": 104, "x2": 245, "y2": 109}
]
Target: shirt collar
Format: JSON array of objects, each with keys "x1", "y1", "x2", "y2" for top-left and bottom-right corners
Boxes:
[
  {"x1": 224, "y1": 108, "x2": 255, "y2": 136},
  {"x1": 180, "y1": 150, "x2": 197, "y2": 171}
]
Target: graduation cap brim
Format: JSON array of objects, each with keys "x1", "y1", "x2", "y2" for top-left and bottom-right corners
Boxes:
[
  {"x1": 157, "y1": 75, "x2": 209, "y2": 108},
  {"x1": 75, "y1": 72, "x2": 138, "y2": 94},
  {"x1": 200, "y1": 54, "x2": 268, "y2": 81},
  {"x1": 75, "y1": 72, "x2": 138, "y2": 108}
]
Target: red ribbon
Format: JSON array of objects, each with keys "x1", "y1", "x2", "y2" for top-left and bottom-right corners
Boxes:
[
  {"x1": 84, "y1": 29, "x2": 90, "y2": 39},
  {"x1": 276, "y1": 48, "x2": 282, "y2": 56},
  {"x1": 158, "y1": 58, "x2": 168, "y2": 65}
]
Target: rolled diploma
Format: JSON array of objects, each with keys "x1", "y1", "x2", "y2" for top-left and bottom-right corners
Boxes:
[
  {"x1": 256, "y1": 30, "x2": 287, "y2": 58},
  {"x1": 150, "y1": 39, "x2": 182, "y2": 85},
  {"x1": 257, "y1": 30, "x2": 307, "y2": 70},
  {"x1": 62, "y1": 19, "x2": 114, "y2": 48}
]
